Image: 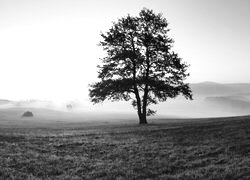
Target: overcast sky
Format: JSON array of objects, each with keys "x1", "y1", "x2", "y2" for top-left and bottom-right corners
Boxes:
[{"x1": 0, "y1": 0, "x2": 250, "y2": 101}]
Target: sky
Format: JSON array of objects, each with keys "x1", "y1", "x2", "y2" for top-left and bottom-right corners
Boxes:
[{"x1": 0, "y1": 0, "x2": 250, "y2": 102}]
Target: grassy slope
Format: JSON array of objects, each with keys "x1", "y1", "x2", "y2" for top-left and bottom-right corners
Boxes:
[{"x1": 0, "y1": 116, "x2": 249, "y2": 180}]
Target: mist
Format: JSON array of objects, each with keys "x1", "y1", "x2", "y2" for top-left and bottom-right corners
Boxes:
[{"x1": 1, "y1": 82, "x2": 250, "y2": 122}]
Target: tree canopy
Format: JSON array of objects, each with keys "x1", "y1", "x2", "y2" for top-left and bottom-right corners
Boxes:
[{"x1": 89, "y1": 8, "x2": 192, "y2": 124}]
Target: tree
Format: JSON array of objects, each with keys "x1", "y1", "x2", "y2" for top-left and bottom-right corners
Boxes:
[{"x1": 89, "y1": 8, "x2": 192, "y2": 124}]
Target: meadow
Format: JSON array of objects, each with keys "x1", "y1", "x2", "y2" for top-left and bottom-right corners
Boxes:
[{"x1": 0, "y1": 113, "x2": 249, "y2": 179}]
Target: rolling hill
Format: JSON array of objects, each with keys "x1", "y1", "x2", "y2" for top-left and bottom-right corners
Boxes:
[{"x1": 156, "y1": 82, "x2": 250, "y2": 117}]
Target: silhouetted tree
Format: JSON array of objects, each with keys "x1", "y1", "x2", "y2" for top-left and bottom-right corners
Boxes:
[
  {"x1": 66, "y1": 104, "x2": 73, "y2": 110},
  {"x1": 89, "y1": 8, "x2": 192, "y2": 124}
]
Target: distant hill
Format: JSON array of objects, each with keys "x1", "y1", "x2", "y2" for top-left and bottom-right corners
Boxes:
[
  {"x1": 156, "y1": 82, "x2": 250, "y2": 117},
  {"x1": 0, "y1": 99, "x2": 11, "y2": 105},
  {"x1": 0, "y1": 99, "x2": 14, "y2": 108},
  {"x1": 205, "y1": 96, "x2": 250, "y2": 112},
  {"x1": 0, "y1": 99, "x2": 56, "y2": 109},
  {"x1": 191, "y1": 82, "x2": 250, "y2": 97}
]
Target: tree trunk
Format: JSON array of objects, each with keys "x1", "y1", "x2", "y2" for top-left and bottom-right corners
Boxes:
[
  {"x1": 131, "y1": 34, "x2": 148, "y2": 125},
  {"x1": 139, "y1": 46, "x2": 150, "y2": 125},
  {"x1": 134, "y1": 86, "x2": 145, "y2": 124},
  {"x1": 139, "y1": 114, "x2": 148, "y2": 124},
  {"x1": 140, "y1": 87, "x2": 148, "y2": 124},
  {"x1": 140, "y1": 104, "x2": 148, "y2": 124}
]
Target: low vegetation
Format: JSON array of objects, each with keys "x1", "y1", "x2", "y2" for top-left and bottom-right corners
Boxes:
[{"x1": 0, "y1": 116, "x2": 249, "y2": 179}]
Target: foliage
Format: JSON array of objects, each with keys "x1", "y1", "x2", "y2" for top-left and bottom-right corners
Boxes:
[{"x1": 89, "y1": 8, "x2": 192, "y2": 123}]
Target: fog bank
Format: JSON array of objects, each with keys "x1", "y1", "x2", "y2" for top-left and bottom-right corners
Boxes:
[{"x1": 1, "y1": 82, "x2": 250, "y2": 119}]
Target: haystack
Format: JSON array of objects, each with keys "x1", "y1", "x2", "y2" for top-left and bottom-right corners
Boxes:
[{"x1": 22, "y1": 111, "x2": 33, "y2": 117}]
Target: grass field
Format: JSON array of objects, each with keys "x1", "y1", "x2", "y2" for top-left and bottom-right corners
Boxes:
[{"x1": 0, "y1": 115, "x2": 250, "y2": 179}]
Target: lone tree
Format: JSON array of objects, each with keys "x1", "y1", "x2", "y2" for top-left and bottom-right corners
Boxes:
[{"x1": 89, "y1": 8, "x2": 192, "y2": 124}]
